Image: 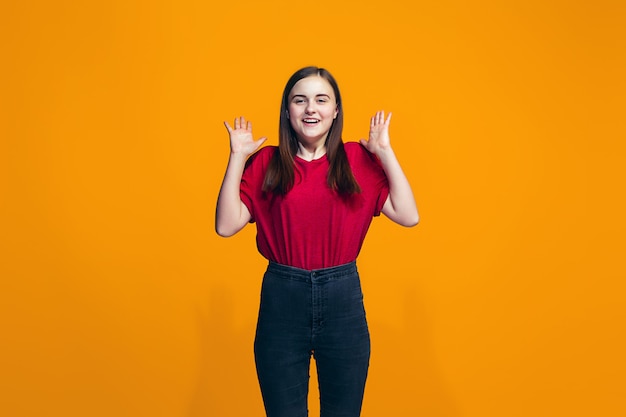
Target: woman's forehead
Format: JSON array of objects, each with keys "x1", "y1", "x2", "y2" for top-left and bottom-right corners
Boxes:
[{"x1": 290, "y1": 76, "x2": 334, "y2": 97}]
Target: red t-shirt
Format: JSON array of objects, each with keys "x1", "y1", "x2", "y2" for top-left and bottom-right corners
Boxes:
[{"x1": 240, "y1": 142, "x2": 389, "y2": 270}]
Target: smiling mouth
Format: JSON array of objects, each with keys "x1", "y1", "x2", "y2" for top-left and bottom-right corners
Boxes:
[{"x1": 303, "y1": 118, "x2": 320, "y2": 125}]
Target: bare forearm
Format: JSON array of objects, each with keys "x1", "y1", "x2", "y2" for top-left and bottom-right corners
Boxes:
[
  {"x1": 378, "y1": 147, "x2": 419, "y2": 227},
  {"x1": 215, "y1": 153, "x2": 251, "y2": 237}
]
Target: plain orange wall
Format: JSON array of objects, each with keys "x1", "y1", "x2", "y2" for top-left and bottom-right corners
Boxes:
[{"x1": 1, "y1": 1, "x2": 625, "y2": 416}]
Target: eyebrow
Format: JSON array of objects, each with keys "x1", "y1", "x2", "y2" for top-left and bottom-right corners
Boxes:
[{"x1": 291, "y1": 94, "x2": 331, "y2": 99}]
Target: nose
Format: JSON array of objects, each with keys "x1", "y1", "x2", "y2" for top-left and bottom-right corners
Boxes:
[{"x1": 305, "y1": 101, "x2": 316, "y2": 114}]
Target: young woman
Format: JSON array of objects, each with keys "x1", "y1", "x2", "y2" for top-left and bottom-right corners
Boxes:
[{"x1": 216, "y1": 66, "x2": 418, "y2": 417}]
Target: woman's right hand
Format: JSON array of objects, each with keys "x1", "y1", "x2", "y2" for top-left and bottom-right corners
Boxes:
[{"x1": 224, "y1": 116, "x2": 267, "y2": 157}]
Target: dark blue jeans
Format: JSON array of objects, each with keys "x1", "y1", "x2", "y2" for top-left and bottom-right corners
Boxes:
[{"x1": 254, "y1": 261, "x2": 370, "y2": 417}]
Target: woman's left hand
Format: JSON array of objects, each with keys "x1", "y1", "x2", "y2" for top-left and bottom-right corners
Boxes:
[{"x1": 360, "y1": 110, "x2": 392, "y2": 156}]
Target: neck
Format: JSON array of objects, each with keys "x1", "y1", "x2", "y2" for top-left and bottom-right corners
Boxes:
[{"x1": 296, "y1": 140, "x2": 326, "y2": 161}]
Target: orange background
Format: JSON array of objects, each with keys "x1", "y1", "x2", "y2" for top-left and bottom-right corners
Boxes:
[{"x1": 1, "y1": 1, "x2": 625, "y2": 416}]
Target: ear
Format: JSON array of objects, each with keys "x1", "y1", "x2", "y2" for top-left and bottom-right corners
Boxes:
[
  {"x1": 333, "y1": 106, "x2": 338, "y2": 119},
  {"x1": 286, "y1": 110, "x2": 290, "y2": 119}
]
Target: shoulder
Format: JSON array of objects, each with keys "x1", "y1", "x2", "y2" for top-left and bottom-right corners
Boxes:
[
  {"x1": 343, "y1": 142, "x2": 388, "y2": 196},
  {"x1": 343, "y1": 141, "x2": 381, "y2": 168},
  {"x1": 245, "y1": 145, "x2": 277, "y2": 168},
  {"x1": 242, "y1": 146, "x2": 277, "y2": 184},
  {"x1": 253, "y1": 145, "x2": 278, "y2": 160},
  {"x1": 344, "y1": 141, "x2": 364, "y2": 155}
]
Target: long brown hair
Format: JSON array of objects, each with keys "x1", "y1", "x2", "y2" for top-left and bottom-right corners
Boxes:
[{"x1": 262, "y1": 66, "x2": 361, "y2": 195}]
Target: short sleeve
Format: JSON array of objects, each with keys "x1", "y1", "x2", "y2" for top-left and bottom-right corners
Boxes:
[
  {"x1": 344, "y1": 142, "x2": 390, "y2": 216},
  {"x1": 370, "y1": 154, "x2": 390, "y2": 216},
  {"x1": 240, "y1": 146, "x2": 275, "y2": 223}
]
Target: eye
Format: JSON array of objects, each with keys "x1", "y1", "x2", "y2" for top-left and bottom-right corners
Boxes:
[
  {"x1": 293, "y1": 98, "x2": 305, "y2": 104},
  {"x1": 317, "y1": 98, "x2": 328, "y2": 103}
]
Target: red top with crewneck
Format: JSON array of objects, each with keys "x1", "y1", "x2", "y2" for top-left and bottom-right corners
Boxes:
[{"x1": 240, "y1": 142, "x2": 389, "y2": 270}]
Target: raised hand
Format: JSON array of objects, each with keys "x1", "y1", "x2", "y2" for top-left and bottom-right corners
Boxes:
[
  {"x1": 224, "y1": 116, "x2": 267, "y2": 157},
  {"x1": 360, "y1": 110, "x2": 392, "y2": 156}
]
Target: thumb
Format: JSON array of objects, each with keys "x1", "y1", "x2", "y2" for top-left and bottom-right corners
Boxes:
[
  {"x1": 254, "y1": 137, "x2": 268, "y2": 150},
  {"x1": 359, "y1": 138, "x2": 368, "y2": 147}
]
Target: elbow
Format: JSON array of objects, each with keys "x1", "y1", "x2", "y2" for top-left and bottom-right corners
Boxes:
[
  {"x1": 215, "y1": 217, "x2": 248, "y2": 237},
  {"x1": 400, "y1": 210, "x2": 419, "y2": 227},
  {"x1": 384, "y1": 205, "x2": 420, "y2": 227},
  {"x1": 215, "y1": 228, "x2": 233, "y2": 238},
  {"x1": 215, "y1": 223, "x2": 236, "y2": 238},
  {"x1": 389, "y1": 212, "x2": 419, "y2": 228},
  {"x1": 404, "y1": 213, "x2": 420, "y2": 227}
]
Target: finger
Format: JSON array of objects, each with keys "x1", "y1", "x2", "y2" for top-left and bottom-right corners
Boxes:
[
  {"x1": 386, "y1": 112, "x2": 392, "y2": 125},
  {"x1": 224, "y1": 121, "x2": 233, "y2": 133},
  {"x1": 234, "y1": 117, "x2": 240, "y2": 129},
  {"x1": 247, "y1": 120, "x2": 252, "y2": 130},
  {"x1": 370, "y1": 115, "x2": 375, "y2": 128}
]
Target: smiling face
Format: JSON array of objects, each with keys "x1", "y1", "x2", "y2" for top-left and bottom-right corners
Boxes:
[{"x1": 287, "y1": 75, "x2": 339, "y2": 148}]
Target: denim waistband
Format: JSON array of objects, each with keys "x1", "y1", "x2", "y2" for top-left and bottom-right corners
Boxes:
[{"x1": 266, "y1": 261, "x2": 358, "y2": 282}]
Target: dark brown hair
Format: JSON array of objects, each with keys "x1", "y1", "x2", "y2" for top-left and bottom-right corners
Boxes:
[{"x1": 262, "y1": 66, "x2": 361, "y2": 195}]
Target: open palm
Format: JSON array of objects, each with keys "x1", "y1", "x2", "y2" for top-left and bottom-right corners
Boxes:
[
  {"x1": 360, "y1": 111, "x2": 392, "y2": 156},
  {"x1": 224, "y1": 116, "x2": 267, "y2": 156}
]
